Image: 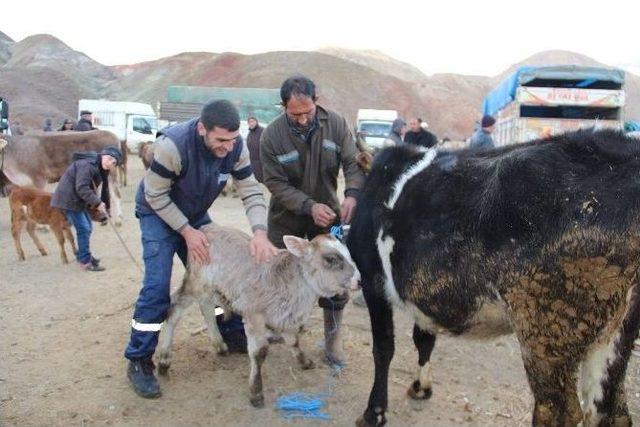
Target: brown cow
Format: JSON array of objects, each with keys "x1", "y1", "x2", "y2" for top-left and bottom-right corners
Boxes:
[
  {"x1": 0, "y1": 131, "x2": 124, "y2": 224},
  {"x1": 10, "y1": 186, "x2": 108, "y2": 264},
  {"x1": 138, "y1": 141, "x2": 154, "y2": 170}
]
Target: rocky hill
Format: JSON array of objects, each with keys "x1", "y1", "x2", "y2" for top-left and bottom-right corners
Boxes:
[{"x1": 0, "y1": 31, "x2": 637, "y2": 138}]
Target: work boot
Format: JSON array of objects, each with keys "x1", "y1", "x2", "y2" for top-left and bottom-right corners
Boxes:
[
  {"x1": 323, "y1": 308, "x2": 346, "y2": 366},
  {"x1": 127, "y1": 358, "x2": 161, "y2": 398}
]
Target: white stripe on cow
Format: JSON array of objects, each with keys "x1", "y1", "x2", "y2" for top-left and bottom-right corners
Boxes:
[
  {"x1": 385, "y1": 148, "x2": 437, "y2": 210},
  {"x1": 131, "y1": 319, "x2": 163, "y2": 332}
]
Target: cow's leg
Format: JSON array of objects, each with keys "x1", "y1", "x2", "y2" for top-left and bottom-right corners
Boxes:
[
  {"x1": 357, "y1": 283, "x2": 395, "y2": 427},
  {"x1": 244, "y1": 315, "x2": 269, "y2": 408},
  {"x1": 11, "y1": 214, "x2": 27, "y2": 261},
  {"x1": 522, "y1": 356, "x2": 581, "y2": 427},
  {"x1": 157, "y1": 288, "x2": 195, "y2": 375},
  {"x1": 108, "y1": 174, "x2": 123, "y2": 226},
  {"x1": 580, "y1": 324, "x2": 637, "y2": 425},
  {"x1": 196, "y1": 295, "x2": 229, "y2": 356},
  {"x1": 26, "y1": 219, "x2": 48, "y2": 257},
  {"x1": 407, "y1": 324, "x2": 436, "y2": 400},
  {"x1": 282, "y1": 329, "x2": 314, "y2": 370},
  {"x1": 50, "y1": 225, "x2": 69, "y2": 264}
]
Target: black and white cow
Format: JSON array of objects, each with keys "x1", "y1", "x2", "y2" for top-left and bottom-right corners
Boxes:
[{"x1": 347, "y1": 129, "x2": 640, "y2": 427}]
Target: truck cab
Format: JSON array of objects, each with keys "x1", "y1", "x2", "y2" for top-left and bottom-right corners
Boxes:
[
  {"x1": 79, "y1": 99, "x2": 158, "y2": 153},
  {"x1": 356, "y1": 109, "x2": 398, "y2": 152}
]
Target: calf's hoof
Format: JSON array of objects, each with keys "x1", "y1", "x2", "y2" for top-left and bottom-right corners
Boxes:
[
  {"x1": 157, "y1": 362, "x2": 170, "y2": 376},
  {"x1": 407, "y1": 380, "x2": 432, "y2": 400},
  {"x1": 300, "y1": 358, "x2": 315, "y2": 370},
  {"x1": 250, "y1": 393, "x2": 264, "y2": 408}
]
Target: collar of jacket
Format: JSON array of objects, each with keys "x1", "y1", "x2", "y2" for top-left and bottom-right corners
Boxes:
[{"x1": 286, "y1": 105, "x2": 327, "y2": 143}]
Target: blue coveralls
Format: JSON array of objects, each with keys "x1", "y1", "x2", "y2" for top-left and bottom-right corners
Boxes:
[{"x1": 124, "y1": 119, "x2": 250, "y2": 361}]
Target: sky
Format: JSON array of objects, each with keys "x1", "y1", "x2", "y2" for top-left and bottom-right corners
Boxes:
[{"x1": 2, "y1": 0, "x2": 639, "y2": 77}]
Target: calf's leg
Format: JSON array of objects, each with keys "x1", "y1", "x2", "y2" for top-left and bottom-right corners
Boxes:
[
  {"x1": 157, "y1": 289, "x2": 195, "y2": 375},
  {"x1": 407, "y1": 324, "x2": 436, "y2": 400},
  {"x1": 282, "y1": 330, "x2": 314, "y2": 370},
  {"x1": 11, "y1": 214, "x2": 27, "y2": 261},
  {"x1": 244, "y1": 316, "x2": 269, "y2": 408},
  {"x1": 26, "y1": 219, "x2": 48, "y2": 257},
  {"x1": 197, "y1": 295, "x2": 229, "y2": 356},
  {"x1": 50, "y1": 225, "x2": 69, "y2": 264}
]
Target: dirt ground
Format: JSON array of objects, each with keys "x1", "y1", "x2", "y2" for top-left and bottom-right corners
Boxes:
[{"x1": 1, "y1": 159, "x2": 639, "y2": 427}]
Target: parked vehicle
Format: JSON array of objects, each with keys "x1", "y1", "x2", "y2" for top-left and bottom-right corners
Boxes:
[
  {"x1": 0, "y1": 97, "x2": 9, "y2": 135},
  {"x1": 483, "y1": 65, "x2": 625, "y2": 145},
  {"x1": 78, "y1": 99, "x2": 158, "y2": 153},
  {"x1": 355, "y1": 109, "x2": 398, "y2": 151}
]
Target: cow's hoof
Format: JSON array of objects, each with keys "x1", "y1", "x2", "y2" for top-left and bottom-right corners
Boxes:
[
  {"x1": 356, "y1": 412, "x2": 386, "y2": 427},
  {"x1": 250, "y1": 394, "x2": 264, "y2": 408},
  {"x1": 157, "y1": 363, "x2": 170, "y2": 376},
  {"x1": 407, "y1": 380, "x2": 432, "y2": 400}
]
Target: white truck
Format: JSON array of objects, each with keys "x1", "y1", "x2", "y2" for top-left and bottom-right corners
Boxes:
[
  {"x1": 355, "y1": 109, "x2": 398, "y2": 151},
  {"x1": 78, "y1": 99, "x2": 158, "y2": 153}
]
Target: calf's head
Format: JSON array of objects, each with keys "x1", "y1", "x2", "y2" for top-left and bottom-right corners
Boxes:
[{"x1": 283, "y1": 234, "x2": 361, "y2": 297}]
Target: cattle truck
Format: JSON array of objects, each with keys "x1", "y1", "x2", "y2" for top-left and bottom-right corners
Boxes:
[
  {"x1": 482, "y1": 65, "x2": 625, "y2": 146},
  {"x1": 0, "y1": 97, "x2": 9, "y2": 134},
  {"x1": 78, "y1": 99, "x2": 158, "y2": 153},
  {"x1": 355, "y1": 109, "x2": 398, "y2": 152}
]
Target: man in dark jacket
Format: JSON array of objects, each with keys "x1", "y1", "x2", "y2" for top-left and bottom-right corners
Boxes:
[
  {"x1": 384, "y1": 118, "x2": 406, "y2": 146},
  {"x1": 260, "y1": 75, "x2": 365, "y2": 366},
  {"x1": 404, "y1": 117, "x2": 438, "y2": 148},
  {"x1": 51, "y1": 146, "x2": 122, "y2": 271},
  {"x1": 246, "y1": 116, "x2": 264, "y2": 182},
  {"x1": 75, "y1": 110, "x2": 95, "y2": 131},
  {"x1": 470, "y1": 114, "x2": 496, "y2": 149}
]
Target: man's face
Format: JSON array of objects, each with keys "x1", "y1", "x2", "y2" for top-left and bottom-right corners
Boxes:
[
  {"x1": 285, "y1": 95, "x2": 316, "y2": 131},
  {"x1": 409, "y1": 118, "x2": 420, "y2": 132},
  {"x1": 83, "y1": 114, "x2": 92, "y2": 121},
  {"x1": 248, "y1": 118, "x2": 257, "y2": 130},
  {"x1": 199, "y1": 122, "x2": 239, "y2": 158},
  {"x1": 101, "y1": 155, "x2": 117, "y2": 170},
  {"x1": 485, "y1": 125, "x2": 495, "y2": 133}
]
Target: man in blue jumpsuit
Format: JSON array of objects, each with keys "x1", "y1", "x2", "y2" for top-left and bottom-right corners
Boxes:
[{"x1": 124, "y1": 100, "x2": 277, "y2": 398}]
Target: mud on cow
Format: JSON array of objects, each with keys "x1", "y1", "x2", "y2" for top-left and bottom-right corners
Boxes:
[
  {"x1": 347, "y1": 129, "x2": 640, "y2": 426},
  {"x1": 0, "y1": 131, "x2": 124, "y2": 224}
]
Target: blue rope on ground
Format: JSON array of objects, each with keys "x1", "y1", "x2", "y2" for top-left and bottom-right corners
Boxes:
[{"x1": 275, "y1": 363, "x2": 344, "y2": 421}]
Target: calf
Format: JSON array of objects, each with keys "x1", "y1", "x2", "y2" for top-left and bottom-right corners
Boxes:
[
  {"x1": 138, "y1": 141, "x2": 153, "y2": 170},
  {"x1": 157, "y1": 224, "x2": 360, "y2": 407},
  {"x1": 347, "y1": 129, "x2": 640, "y2": 426},
  {"x1": 10, "y1": 186, "x2": 77, "y2": 264}
]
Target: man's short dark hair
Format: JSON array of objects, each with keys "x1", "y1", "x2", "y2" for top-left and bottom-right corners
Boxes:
[
  {"x1": 280, "y1": 75, "x2": 317, "y2": 105},
  {"x1": 200, "y1": 99, "x2": 240, "y2": 132}
]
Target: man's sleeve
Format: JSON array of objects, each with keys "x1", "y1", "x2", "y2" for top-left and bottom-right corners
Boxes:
[
  {"x1": 338, "y1": 117, "x2": 365, "y2": 198},
  {"x1": 74, "y1": 163, "x2": 102, "y2": 207},
  {"x1": 143, "y1": 135, "x2": 189, "y2": 231},
  {"x1": 232, "y1": 140, "x2": 268, "y2": 232},
  {"x1": 260, "y1": 131, "x2": 316, "y2": 215}
]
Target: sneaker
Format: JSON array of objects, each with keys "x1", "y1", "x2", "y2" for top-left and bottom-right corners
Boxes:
[
  {"x1": 632, "y1": 340, "x2": 640, "y2": 357},
  {"x1": 90, "y1": 256, "x2": 100, "y2": 267},
  {"x1": 81, "y1": 262, "x2": 105, "y2": 272},
  {"x1": 127, "y1": 358, "x2": 161, "y2": 398}
]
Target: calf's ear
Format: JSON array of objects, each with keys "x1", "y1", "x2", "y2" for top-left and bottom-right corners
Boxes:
[{"x1": 283, "y1": 235, "x2": 311, "y2": 258}]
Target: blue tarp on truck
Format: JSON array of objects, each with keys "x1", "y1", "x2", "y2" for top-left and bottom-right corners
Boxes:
[{"x1": 482, "y1": 66, "x2": 626, "y2": 116}]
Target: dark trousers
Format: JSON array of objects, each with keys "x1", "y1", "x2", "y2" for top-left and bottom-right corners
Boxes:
[{"x1": 124, "y1": 213, "x2": 243, "y2": 361}]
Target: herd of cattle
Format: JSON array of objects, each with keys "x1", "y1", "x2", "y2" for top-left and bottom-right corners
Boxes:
[{"x1": 1, "y1": 129, "x2": 639, "y2": 426}]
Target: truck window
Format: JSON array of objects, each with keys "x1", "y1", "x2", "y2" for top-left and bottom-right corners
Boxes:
[{"x1": 133, "y1": 117, "x2": 154, "y2": 134}]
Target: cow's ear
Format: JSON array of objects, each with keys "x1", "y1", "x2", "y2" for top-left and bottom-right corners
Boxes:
[{"x1": 283, "y1": 235, "x2": 311, "y2": 258}]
